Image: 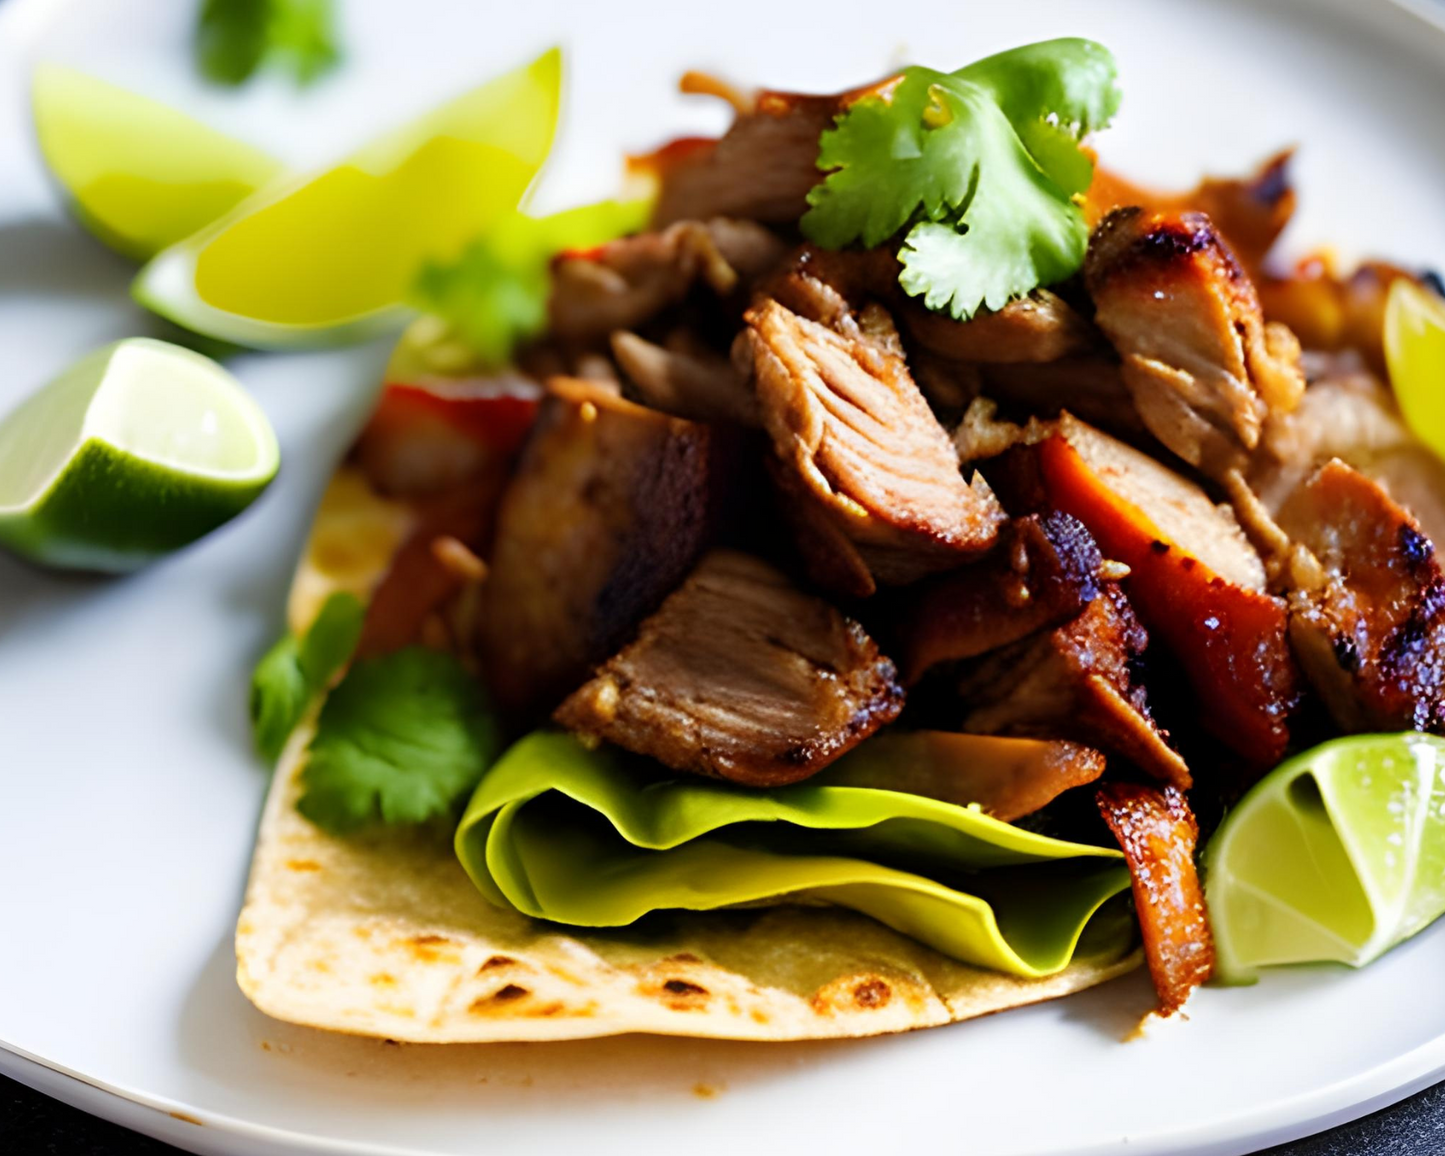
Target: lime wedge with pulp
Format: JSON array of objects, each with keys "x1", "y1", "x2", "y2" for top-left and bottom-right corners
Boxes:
[
  {"x1": 32, "y1": 65, "x2": 285, "y2": 262},
  {"x1": 133, "y1": 48, "x2": 563, "y2": 349},
  {"x1": 0, "y1": 337, "x2": 279, "y2": 573},
  {"x1": 1385, "y1": 279, "x2": 1445, "y2": 463},
  {"x1": 1204, "y1": 734, "x2": 1445, "y2": 983}
]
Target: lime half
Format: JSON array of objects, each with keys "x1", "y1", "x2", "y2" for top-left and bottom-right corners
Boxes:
[
  {"x1": 133, "y1": 48, "x2": 562, "y2": 349},
  {"x1": 1205, "y1": 734, "x2": 1445, "y2": 983},
  {"x1": 1385, "y1": 279, "x2": 1445, "y2": 464},
  {"x1": 32, "y1": 65, "x2": 284, "y2": 262},
  {"x1": 0, "y1": 338, "x2": 279, "y2": 572}
]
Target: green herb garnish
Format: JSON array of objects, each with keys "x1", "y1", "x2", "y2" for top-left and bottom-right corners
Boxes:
[
  {"x1": 249, "y1": 592, "x2": 364, "y2": 762},
  {"x1": 196, "y1": 0, "x2": 342, "y2": 88},
  {"x1": 411, "y1": 198, "x2": 651, "y2": 369},
  {"x1": 802, "y1": 38, "x2": 1119, "y2": 319},
  {"x1": 297, "y1": 648, "x2": 501, "y2": 834}
]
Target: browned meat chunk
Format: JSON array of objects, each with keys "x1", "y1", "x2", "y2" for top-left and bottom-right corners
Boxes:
[
  {"x1": 745, "y1": 297, "x2": 1005, "y2": 597},
  {"x1": 1023, "y1": 415, "x2": 1300, "y2": 769},
  {"x1": 896, "y1": 512, "x2": 1104, "y2": 685},
  {"x1": 1097, "y1": 782, "x2": 1213, "y2": 1017},
  {"x1": 477, "y1": 379, "x2": 726, "y2": 715},
  {"x1": 1277, "y1": 460, "x2": 1445, "y2": 733},
  {"x1": 554, "y1": 551, "x2": 905, "y2": 787},
  {"x1": 977, "y1": 357, "x2": 1150, "y2": 445},
  {"x1": 643, "y1": 81, "x2": 895, "y2": 228},
  {"x1": 610, "y1": 330, "x2": 759, "y2": 425},
  {"x1": 1085, "y1": 208, "x2": 1305, "y2": 479},
  {"x1": 548, "y1": 219, "x2": 787, "y2": 344},
  {"x1": 821, "y1": 731, "x2": 1106, "y2": 823},
  {"x1": 901, "y1": 290, "x2": 1099, "y2": 364},
  {"x1": 1253, "y1": 352, "x2": 1445, "y2": 547},
  {"x1": 1085, "y1": 150, "x2": 1295, "y2": 276},
  {"x1": 953, "y1": 585, "x2": 1192, "y2": 789}
]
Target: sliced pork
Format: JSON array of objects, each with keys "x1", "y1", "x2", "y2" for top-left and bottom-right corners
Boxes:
[
  {"x1": 1085, "y1": 208, "x2": 1304, "y2": 479},
  {"x1": 822, "y1": 731, "x2": 1106, "y2": 823},
  {"x1": 548, "y1": 218, "x2": 788, "y2": 344},
  {"x1": 610, "y1": 330, "x2": 759, "y2": 426},
  {"x1": 554, "y1": 550, "x2": 905, "y2": 787},
  {"x1": 896, "y1": 512, "x2": 1104, "y2": 685},
  {"x1": 745, "y1": 296, "x2": 1004, "y2": 597},
  {"x1": 1097, "y1": 782, "x2": 1214, "y2": 1016},
  {"x1": 953, "y1": 585, "x2": 1192, "y2": 788},
  {"x1": 1277, "y1": 460, "x2": 1445, "y2": 733},
  {"x1": 901, "y1": 290, "x2": 1099, "y2": 364},
  {"x1": 477, "y1": 379, "x2": 727, "y2": 715}
]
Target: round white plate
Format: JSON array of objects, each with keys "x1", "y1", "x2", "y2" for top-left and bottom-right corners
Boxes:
[{"x1": 5, "y1": 0, "x2": 1445, "y2": 1153}]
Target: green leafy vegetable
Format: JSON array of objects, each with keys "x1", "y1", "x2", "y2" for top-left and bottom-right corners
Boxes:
[
  {"x1": 802, "y1": 38, "x2": 1120, "y2": 319},
  {"x1": 411, "y1": 198, "x2": 651, "y2": 369},
  {"x1": 298, "y1": 647, "x2": 500, "y2": 834},
  {"x1": 249, "y1": 592, "x2": 364, "y2": 763},
  {"x1": 196, "y1": 0, "x2": 341, "y2": 88}
]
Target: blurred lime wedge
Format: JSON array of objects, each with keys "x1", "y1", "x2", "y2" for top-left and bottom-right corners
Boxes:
[
  {"x1": 32, "y1": 65, "x2": 285, "y2": 261},
  {"x1": 1204, "y1": 734, "x2": 1445, "y2": 983},
  {"x1": 1385, "y1": 279, "x2": 1445, "y2": 462},
  {"x1": 0, "y1": 338, "x2": 279, "y2": 573},
  {"x1": 133, "y1": 48, "x2": 563, "y2": 349}
]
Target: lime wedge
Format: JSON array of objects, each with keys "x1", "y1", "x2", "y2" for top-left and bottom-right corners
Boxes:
[
  {"x1": 0, "y1": 338, "x2": 279, "y2": 573},
  {"x1": 1204, "y1": 734, "x2": 1445, "y2": 983},
  {"x1": 32, "y1": 65, "x2": 285, "y2": 262},
  {"x1": 1385, "y1": 279, "x2": 1445, "y2": 463},
  {"x1": 133, "y1": 48, "x2": 562, "y2": 349}
]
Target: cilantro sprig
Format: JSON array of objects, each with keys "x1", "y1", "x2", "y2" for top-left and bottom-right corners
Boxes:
[
  {"x1": 412, "y1": 198, "x2": 651, "y2": 370},
  {"x1": 249, "y1": 592, "x2": 364, "y2": 763},
  {"x1": 297, "y1": 648, "x2": 501, "y2": 834},
  {"x1": 802, "y1": 39, "x2": 1120, "y2": 319},
  {"x1": 196, "y1": 0, "x2": 342, "y2": 88}
]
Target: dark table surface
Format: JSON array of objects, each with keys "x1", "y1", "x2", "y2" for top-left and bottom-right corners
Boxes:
[{"x1": 5, "y1": 1067, "x2": 1445, "y2": 1155}]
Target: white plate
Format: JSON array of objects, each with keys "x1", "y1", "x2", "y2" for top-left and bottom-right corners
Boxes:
[{"x1": 4, "y1": 0, "x2": 1445, "y2": 1153}]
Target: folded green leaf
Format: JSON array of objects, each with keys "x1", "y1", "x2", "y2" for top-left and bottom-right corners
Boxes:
[
  {"x1": 802, "y1": 39, "x2": 1118, "y2": 320},
  {"x1": 455, "y1": 733, "x2": 1131, "y2": 978},
  {"x1": 249, "y1": 591, "x2": 363, "y2": 763},
  {"x1": 299, "y1": 647, "x2": 501, "y2": 834},
  {"x1": 411, "y1": 198, "x2": 651, "y2": 370}
]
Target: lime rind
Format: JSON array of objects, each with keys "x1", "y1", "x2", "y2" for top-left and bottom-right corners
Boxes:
[
  {"x1": 1206, "y1": 734, "x2": 1445, "y2": 983},
  {"x1": 0, "y1": 338, "x2": 279, "y2": 573},
  {"x1": 131, "y1": 48, "x2": 563, "y2": 349},
  {"x1": 1385, "y1": 279, "x2": 1445, "y2": 465},
  {"x1": 32, "y1": 64, "x2": 285, "y2": 262}
]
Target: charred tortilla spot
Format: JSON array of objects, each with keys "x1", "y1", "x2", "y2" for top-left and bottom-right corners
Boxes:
[
  {"x1": 663, "y1": 979, "x2": 709, "y2": 997},
  {"x1": 851, "y1": 979, "x2": 892, "y2": 1008},
  {"x1": 479, "y1": 955, "x2": 517, "y2": 973},
  {"x1": 492, "y1": 984, "x2": 529, "y2": 1002}
]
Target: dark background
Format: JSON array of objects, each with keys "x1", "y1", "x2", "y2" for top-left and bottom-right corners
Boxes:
[{"x1": 6, "y1": 1068, "x2": 1445, "y2": 1155}]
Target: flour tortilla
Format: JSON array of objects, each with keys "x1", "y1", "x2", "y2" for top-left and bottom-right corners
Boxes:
[{"x1": 235, "y1": 469, "x2": 1141, "y2": 1042}]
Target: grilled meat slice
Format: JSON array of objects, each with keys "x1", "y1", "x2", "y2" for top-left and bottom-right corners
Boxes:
[
  {"x1": 548, "y1": 219, "x2": 788, "y2": 344},
  {"x1": 822, "y1": 731, "x2": 1106, "y2": 823},
  {"x1": 896, "y1": 512, "x2": 1105, "y2": 684},
  {"x1": 1277, "y1": 460, "x2": 1445, "y2": 733},
  {"x1": 1085, "y1": 150, "x2": 1295, "y2": 275},
  {"x1": 1097, "y1": 782, "x2": 1213, "y2": 1016},
  {"x1": 1085, "y1": 208, "x2": 1305, "y2": 479},
  {"x1": 644, "y1": 81, "x2": 895, "y2": 227},
  {"x1": 901, "y1": 290, "x2": 1099, "y2": 364},
  {"x1": 977, "y1": 357, "x2": 1149, "y2": 445},
  {"x1": 954, "y1": 585, "x2": 1192, "y2": 788},
  {"x1": 477, "y1": 379, "x2": 726, "y2": 716},
  {"x1": 554, "y1": 550, "x2": 905, "y2": 787},
  {"x1": 1024, "y1": 415, "x2": 1299, "y2": 768},
  {"x1": 611, "y1": 330, "x2": 760, "y2": 425},
  {"x1": 746, "y1": 297, "x2": 1005, "y2": 597}
]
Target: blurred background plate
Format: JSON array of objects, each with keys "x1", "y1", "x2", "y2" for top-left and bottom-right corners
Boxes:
[{"x1": 3, "y1": 0, "x2": 1445, "y2": 1153}]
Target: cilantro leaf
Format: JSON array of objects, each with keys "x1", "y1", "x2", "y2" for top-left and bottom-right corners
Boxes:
[
  {"x1": 197, "y1": 0, "x2": 341, "y2": 88},
  {"x1": 411, "y1": 199, "x2": 651, "y2": 370},
  {"x1": 297, "y1": 648, "x2": 501, "y2": 834},
  {"x1": 250, "y1": 592, "x2": 364, "y2": 763},
  {"x1": 801, "y1": 39, "x2": 1119, "y2": 319}
]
